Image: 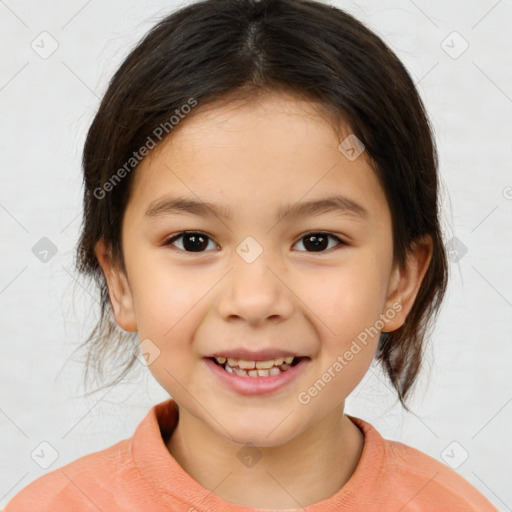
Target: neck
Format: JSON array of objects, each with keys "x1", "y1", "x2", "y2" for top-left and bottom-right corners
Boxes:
[{"x1": 166, "y1": 403, "x2": 364, "y2": 509}]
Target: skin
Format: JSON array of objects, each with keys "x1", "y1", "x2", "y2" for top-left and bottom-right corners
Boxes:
[{"x1": 95, "y1": 90, "x2": 432, "y2": 509}]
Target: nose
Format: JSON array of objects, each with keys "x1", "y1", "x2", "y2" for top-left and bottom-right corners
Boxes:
[{"x1": 215, "y1": 254, "x2": 294, "y2": 326}]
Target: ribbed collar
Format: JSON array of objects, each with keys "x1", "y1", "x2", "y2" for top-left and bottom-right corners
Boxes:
[{"x1": 130, "y1": 398, "x2": 384, "y2": 512}]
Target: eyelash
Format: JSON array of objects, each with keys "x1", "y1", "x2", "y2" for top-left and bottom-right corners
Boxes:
[{"x1": 163, "y1": 231, "x2": 347, "y2": 254}]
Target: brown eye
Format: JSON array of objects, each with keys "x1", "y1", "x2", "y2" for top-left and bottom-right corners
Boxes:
[
  {"x1": 164, "y1": 231, "x2": 345, "y2": 254},
  {"x1": 293, "y1": 232, "x2": 345, "y2": 252},
  {"x1": 166, "y1": 232, "x2": 217, "y2": 252}
]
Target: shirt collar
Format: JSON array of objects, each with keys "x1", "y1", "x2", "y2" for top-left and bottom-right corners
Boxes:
[{"x1": 130, "y1": 398, "x2": 384, "y2": 511}]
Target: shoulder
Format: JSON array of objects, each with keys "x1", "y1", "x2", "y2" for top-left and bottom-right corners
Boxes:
[
  {"x1": 386, "y1": 439, "x2": 494, "y2": 506},
  {"x1": 350, "y1": 416, "x2": 498, "y2": 511},
  {"x1": 4, "y1": 439, "x2": 134, "y2": 512}
]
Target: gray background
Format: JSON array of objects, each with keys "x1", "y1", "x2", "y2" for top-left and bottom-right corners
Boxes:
[{"x1": 1, "y1": 0, "x2": 511, "y2": 509}]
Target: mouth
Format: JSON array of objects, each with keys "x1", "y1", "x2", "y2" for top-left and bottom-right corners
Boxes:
[
  {"x1": 204, "y1": 354, "x2": 311, "y2": 396},
  {"x1": 209, "y1": 355, "x2": 305, "y2": 377}
]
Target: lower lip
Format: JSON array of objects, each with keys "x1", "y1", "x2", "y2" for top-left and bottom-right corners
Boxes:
[{"x1": 203, "y1": 357, "x2": 310, "y2": 396}]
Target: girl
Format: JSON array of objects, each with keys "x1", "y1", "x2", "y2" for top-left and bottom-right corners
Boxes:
[{"x1": 5, "y1": 0, "x2": 499, "y2": 510}]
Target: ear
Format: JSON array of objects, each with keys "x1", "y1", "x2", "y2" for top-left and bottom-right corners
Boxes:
[
  {"x1": 382, "y1": 234, "x2": 433, "y2": 333},
  {"x1": 94, "y1": 239, "x2": 137, "y2": 332}
]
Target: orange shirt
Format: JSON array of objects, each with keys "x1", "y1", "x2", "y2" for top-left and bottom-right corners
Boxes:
[{"x1": 4, "y1": 398, "x2": 498, "y2": 512}]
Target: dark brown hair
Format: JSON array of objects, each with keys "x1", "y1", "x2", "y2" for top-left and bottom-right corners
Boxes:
[{"x1": 72, "y1": 0, "x2": 448, "y2": 411}]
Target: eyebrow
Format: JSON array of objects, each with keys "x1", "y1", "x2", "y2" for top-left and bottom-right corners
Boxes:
[{"x1": 144, "y1": 194, "x2": 369, "y2": 222}]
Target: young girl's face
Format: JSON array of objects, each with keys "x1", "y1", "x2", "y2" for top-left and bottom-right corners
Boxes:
[{"x1": 98, "y1": 90, "x2": 426, "y2": 447}]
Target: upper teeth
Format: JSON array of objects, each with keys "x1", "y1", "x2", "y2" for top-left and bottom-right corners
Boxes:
[{"x1": 214, "y1": 356, "x2": 295, "y2": 369}]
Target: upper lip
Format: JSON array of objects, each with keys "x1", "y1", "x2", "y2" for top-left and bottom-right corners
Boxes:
[{"x1": 206, "y1": 348, "x2": 307, "y2": 361}]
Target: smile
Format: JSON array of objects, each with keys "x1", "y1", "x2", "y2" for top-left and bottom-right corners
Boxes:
[
  {"x1": 211, "y1": 355, "x2": 302, "y2": 377},
  {"x1": 204, "y1": 356, "x2": 310, "y2": 395}
]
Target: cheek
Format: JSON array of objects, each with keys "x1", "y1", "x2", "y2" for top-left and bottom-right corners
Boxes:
[
  {"x1": 309, "y1": 271, "x2": 383, "y2": 399},
  {"x1": 130, "y1": 267, "x2": 205, "y2": 387},
  {"x1": 129, "y1": 259, "x2": 209, "y2": 346},
  {"x1": 306, "y1": 259, "x2": 387, "y2": 339}
]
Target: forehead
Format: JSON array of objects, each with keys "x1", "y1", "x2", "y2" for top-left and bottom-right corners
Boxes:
[{"x1": 126, "y1": 91, "x2": 389, "y2": 226}]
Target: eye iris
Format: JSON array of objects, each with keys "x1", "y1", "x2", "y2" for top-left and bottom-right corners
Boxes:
[
  {"x1": 174, "y1": 232, "x2": 336, "y2": 253},
  {"x1": 304, "y1": 233, "x2": 328, "y2": 252},
  {"x1": 183, "y1": 233, "x2": 208, "y2": 252}
]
